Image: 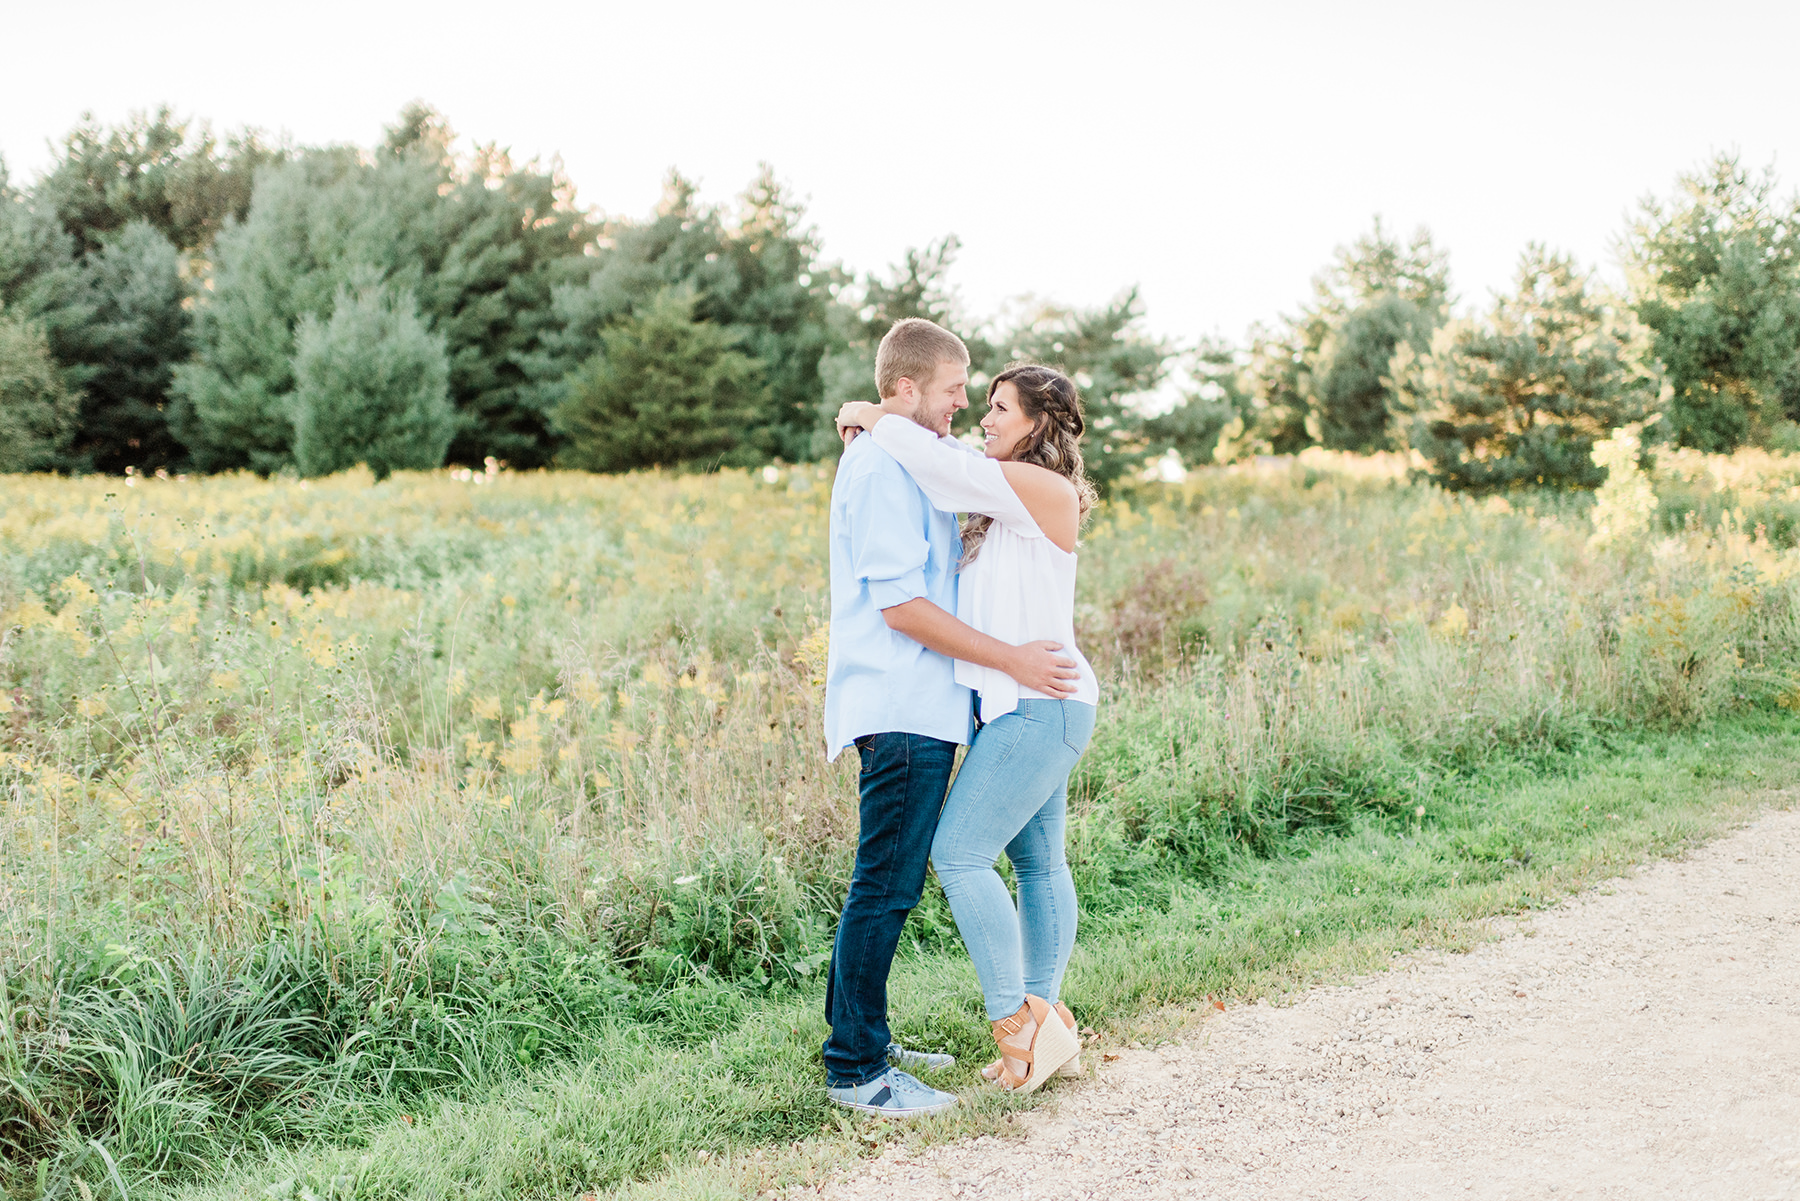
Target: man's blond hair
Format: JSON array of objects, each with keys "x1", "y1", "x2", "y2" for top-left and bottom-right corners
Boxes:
[{"x1": 875, "y1": 318, "x2": 969, "y2": 398}]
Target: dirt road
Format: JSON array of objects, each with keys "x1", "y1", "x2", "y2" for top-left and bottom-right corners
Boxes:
[{"x1": 824, "y1": 805, "x2": 1800, "y2": 1200}]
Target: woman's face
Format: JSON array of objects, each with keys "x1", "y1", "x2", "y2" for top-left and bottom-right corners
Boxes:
[{"x1": 981, "y1": 382, "x2": 1039, "y2": 460}]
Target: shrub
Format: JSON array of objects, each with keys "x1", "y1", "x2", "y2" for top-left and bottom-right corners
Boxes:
[
  {"x1": 0, "y1": 305, "x2": 78, "y2": 472},
  {"x1": 1625, "y1": 153, "x2": 1800, "y2": 452},
  {"x1": 554, "y1": 287, "x2": 765, "y2": 473},
  {"x1": 1396, "y1": 246, "x2": 1664, "y2": 492},
  {"x1": 290, "y1": 281, "x2": 454, "y2": 480},
  {"x1": 1080, "y1": 556, "x2": 1209, "y2": 673}
]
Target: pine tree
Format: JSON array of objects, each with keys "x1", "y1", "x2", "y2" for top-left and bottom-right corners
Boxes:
[
  {"x1": 1146, "y1": 336, "x2": 1249, "y2": 466},
  {"x1": 34, "y1": 107, "x2": 279, "y2": 258},
  {"x1": 0, "y1": 304, "x2": 79, "y2": 472},
  {"x1": 1625, "y1": 153, "x2": 1800, "y2": 451},
  {"x1": 716, "y1": 166, "x2": 834, "y2": 461},
  {"x1": 543, "y1": 167, "x2": 832, "y2": 464},
  {"x1": 554, "y1": 288, "x2": 765, "y2": 473},
  {"x1": 171, "y1": 106, "x2": 591, "y2": 472},
  {"x1": 291, "y1": 281, "x2": 454, "y2": 480},
  {"x1": 57, "y1": 221, "x2": 190, "y2": 471},
  {"x1": 991, "y1": 288, "x2": 1171, "y2": 489},
  {"x1": 1242, "y1": 219, "x2": 1449, "y2": 453},
  {"x1": 1396, "y1": 246, "x2": 1663, "y2": 492},
  {"x1": 168, "y1": 151, "x2": 360, "y2": 472}
]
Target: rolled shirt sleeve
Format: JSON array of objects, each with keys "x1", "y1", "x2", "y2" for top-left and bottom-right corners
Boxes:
[{"x1": 845, "y1": 465, "x2": 932, "y2": 610}]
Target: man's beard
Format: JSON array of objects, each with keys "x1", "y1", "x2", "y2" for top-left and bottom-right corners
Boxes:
[{"x1": 909, "y1": 404, "x2": 948, "y2": 435}]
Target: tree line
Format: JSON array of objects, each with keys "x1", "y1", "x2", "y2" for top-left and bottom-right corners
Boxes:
[
  {"x1": 2, "y1": 103, "x2": 1797, "y2": 490},
  {"x1": 1208, "y1": 158, "x2": 1800, "y2": 489}
]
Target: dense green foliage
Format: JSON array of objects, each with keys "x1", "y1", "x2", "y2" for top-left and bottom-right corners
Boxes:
[
  {"x1": 1396, "y1": 246, "x2": 1665, "y2": 491},
  {"x1": 291, "y1": 281, "x2": 455, "y2": 479},
  {"x1": 0, "y1": 110, "x2": 275, "y2": 474},
  {"x1": 542, "y1": 170, "x2": 829, "y2": 466},
  {"x1": 1145, "y1": 336, "x2": 1246, "y2": 467},
  {"x1": 554, "y1": 287, "x2": 766, "y2": 471},
  {"x1": 169, "y1": 108, "x2": 591, "y2": 473},
  {"x1": 1624, "y1": 153, "x2": 1800, "y2": 452},
  {"x1": 5, "y1": 108, "x2": 1800, "y2": 486},
  {"x1": 1233, "y1": 220, "x2": 1450, "y2": 456},
  {"x1": 30, "y1": 107, "x2": 275, "y2": 258},
  {"x1": 0, "y1": 304, "x2": 77, "y2": 471}
]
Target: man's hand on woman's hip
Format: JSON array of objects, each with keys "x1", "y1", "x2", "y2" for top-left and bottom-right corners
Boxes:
[
  {"x1": 1005, "y1": 640, "x2": 1081, "y2": 698},
  {"x1": 879, "y1": 601, "x2": 1079, "y2": 697}
]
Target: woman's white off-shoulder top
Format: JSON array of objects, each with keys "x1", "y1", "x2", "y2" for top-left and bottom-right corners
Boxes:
[{"x1": 870, "y1": 416, "x2": 1099, "y2": 723}]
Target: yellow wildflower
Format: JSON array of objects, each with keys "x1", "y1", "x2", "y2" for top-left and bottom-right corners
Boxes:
[
  {"x1": 300, "y1": 626, "x2": 336, "y2": 668},
  {"x1": 1434, "y1": 603, "x2": 1470, "y2": 639},
  {"x1": 59, "y1": 575, "x2": 98, "y2": 616},
  {"x1": 571, "y1": 674, "x2": 603, "y2": 706},
  {"x1": 499, "y1": 743, "x2": 540, "y2": 774}
]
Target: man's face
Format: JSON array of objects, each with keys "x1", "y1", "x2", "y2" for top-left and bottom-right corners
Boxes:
[{"x1": 904, "y1": 360, "x2": 969, "y2": 437}]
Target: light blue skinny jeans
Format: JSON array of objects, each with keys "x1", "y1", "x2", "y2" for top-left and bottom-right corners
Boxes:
[{"x1": 930, "y1": 698, "x2": 1096, "y2": 1021}]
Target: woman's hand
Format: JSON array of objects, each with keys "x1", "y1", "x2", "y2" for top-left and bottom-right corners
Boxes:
[{"x1": 835, "y1": 400, "x2": 885, "y2": 443}]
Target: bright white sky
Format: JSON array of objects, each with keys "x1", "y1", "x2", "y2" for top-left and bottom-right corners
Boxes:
[{"x1": 4, "y1": 0, "x2": 1796, "y2": 349}]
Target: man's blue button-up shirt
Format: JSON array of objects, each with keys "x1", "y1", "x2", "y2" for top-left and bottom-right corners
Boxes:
[{"x1": 823, "y1": 432, "x2": 974, "y2": 761}]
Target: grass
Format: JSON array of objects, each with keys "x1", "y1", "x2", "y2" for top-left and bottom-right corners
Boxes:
[
  {"x1": 4, "y1": 448, "x2": 1800, "y2": 1197},
  {"x1": 149, "y1": 714, "x2": 1798, "y2": 1201}
]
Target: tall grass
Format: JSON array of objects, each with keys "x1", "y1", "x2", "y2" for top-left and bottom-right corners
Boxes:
[{"x1": 3, "y1": 450, "x2": 1800, "y2": 1194}]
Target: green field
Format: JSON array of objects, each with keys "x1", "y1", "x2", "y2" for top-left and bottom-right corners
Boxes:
[{"x1": 3, "y1": 449, "x2": 1800, "y2": 1199}]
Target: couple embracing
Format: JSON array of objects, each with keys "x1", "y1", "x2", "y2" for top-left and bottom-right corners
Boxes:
[{"x1": 821, "y1": 317, "x2": 1100, "y2": 1116}]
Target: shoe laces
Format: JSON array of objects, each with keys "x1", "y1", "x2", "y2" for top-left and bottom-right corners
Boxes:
[{"x1": 883, "y1": 1068, "x2": 933, "y2": 1100}]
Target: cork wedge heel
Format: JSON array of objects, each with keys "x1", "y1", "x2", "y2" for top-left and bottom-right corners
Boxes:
[
  {"x1": 989, "y1": 995, "x2": 1081, "y2": 1094},
  {"x1": 985, "y1": 1000, "x2": 1085, "y2": 1082},
  {"x1": 1052, "y1": 1001, "x2": 1083, "y2": 1078}
]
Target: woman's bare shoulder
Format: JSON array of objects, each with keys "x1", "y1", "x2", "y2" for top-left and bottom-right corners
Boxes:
[
  {"x1": 997, "y1": 461, "x2": 1079, "y2": 549},
  {"x1": 997, "y1": 460, "x2": 1077, "y2": 502}
]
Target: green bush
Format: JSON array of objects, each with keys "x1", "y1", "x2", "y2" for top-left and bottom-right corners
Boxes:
[
  {"x1": 1396, "y1": 245, "x2": 1663, "y2": 491},
  {"x1": 291, "y1": 282, "x2": 454, "y2": 480},
  {"x1": 0, "y1": 304, "x2": 79, "y2": 473},
  {"x1": 554, "y1": 288, "x2": 765, "y2": 473}
]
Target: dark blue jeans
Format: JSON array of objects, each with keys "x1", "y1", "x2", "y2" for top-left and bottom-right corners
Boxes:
[{"x1": 821, "y1": 731, "x2": 957, "y2": 1086}]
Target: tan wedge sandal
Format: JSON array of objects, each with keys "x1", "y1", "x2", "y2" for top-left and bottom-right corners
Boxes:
[
  {"x1": 989, "y1": 995, "x2": 1081, "y2": 1094},
  {"x1": 985, "y1": 1000, "x2": 1085, "y2": 1082},
  {"x1": 1052, "y1": 1001, "x2": 1083, "y2": 1078}
]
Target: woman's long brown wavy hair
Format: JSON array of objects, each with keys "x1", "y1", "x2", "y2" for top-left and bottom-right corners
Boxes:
[{"x1": 962, "y1": 364, "x2": 1098, "y2": 565}]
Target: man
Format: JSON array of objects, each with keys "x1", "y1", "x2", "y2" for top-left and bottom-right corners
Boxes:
[{"x1": 822, "y1": 317, "x2": 1079, "y2": 1116}]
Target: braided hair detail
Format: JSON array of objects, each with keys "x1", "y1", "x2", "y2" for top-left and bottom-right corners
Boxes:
[{"x1": 961, "y1": 364, "x2": 1097, "y2": 567}]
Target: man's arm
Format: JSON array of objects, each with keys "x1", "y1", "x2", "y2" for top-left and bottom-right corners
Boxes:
[{"x1": 881, "y1": 598, "x2": 1080, "y2": 698}]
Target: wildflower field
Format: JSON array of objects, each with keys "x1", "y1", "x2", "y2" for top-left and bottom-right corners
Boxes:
[{"x1": 4, "y1": 450, "x2": 1800, "y2": 1200}]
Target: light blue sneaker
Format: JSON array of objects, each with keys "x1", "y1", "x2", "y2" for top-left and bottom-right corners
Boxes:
[
  {"x1": 887, "y1": 1042, "x2": 955, "y2": 1073},
  {"x1": 827, "y1": 1066, "x2": 959, "y2": 1118}
]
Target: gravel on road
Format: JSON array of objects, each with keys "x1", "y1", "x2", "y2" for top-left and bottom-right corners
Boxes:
[{"x1": 819, "y1": 803, "x2": 1800, "y2": 1200}]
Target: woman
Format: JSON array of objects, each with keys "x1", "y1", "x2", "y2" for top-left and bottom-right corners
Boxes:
[{"x1": 837, "y1": 364, "x2": 1100, "y2": 1093}]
